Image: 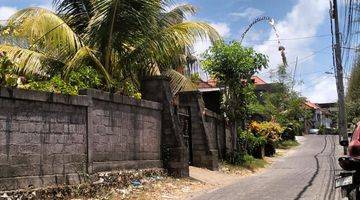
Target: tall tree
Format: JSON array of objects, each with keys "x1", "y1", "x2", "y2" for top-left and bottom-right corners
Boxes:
[
  {"x1": 346, "y1": 57, "x2": 360, "y2": 124},
  {"x1": 0, "y1": 1, "x2": 220, "y2": 95},
  {"x1": 203, "y1": 41, "x2": 268, "y2": 131}
]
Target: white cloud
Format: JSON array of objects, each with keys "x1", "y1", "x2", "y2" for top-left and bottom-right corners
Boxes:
[
  {"x1": 230, "y1": 7, "x2": 265, "y2": 21},
  {"x1": 252, "y1": 0, "x2": 331, "y2": 100},
  {"x1": 0, "y1": 6, "x2": 17, "y2": 22},
  {"x1": 300, "y1": 75, "x2": 338, "y2": 103},
  {"x1": 255, "y1": 0, "x2": 328, "y2": 73},
  {"x1": 192, "y1": 22, "x2": 230, "y2": 56},
  {"x1": 210, "y1": 22, "x2": 230, "y2": 37}
]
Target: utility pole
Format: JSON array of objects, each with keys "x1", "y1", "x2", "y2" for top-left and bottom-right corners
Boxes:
[
  {"x1": 331, "y1": 0, "x2": 348, "y2": 154},
  {"x1": 292, "y1": 56, "x2": 298, "y2": 90}
]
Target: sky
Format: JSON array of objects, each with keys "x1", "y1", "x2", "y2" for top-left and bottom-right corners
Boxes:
[{"x1": 0, "y1": 0, "x2": 346, "y2": 103}]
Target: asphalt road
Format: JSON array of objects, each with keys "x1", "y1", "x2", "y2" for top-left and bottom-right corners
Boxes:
[{"x1": 193, "y1": 135, "x2": 343, "y2": 200}]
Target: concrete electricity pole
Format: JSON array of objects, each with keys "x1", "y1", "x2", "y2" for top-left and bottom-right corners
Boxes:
[{"x1": 331, "y1": 0, "x2": 348, "y2": 154}]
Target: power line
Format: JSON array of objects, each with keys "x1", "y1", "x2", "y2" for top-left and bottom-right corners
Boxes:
[
  {"x1": 244, "y1": 34, "x2": 332, "y2": 44},
  {"x1": 287, "y1": 45, "x2": 332, "y2": 66}
]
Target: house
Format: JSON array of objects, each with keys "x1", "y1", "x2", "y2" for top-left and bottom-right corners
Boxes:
[
  {"x1": 196, "y1": 76, "x2": 272, "y2": 114},
  {"x1": 196, "y1": 79, "x2": 222, "y2": 113},
  {"x1": 251, "y1": 76, "x2": 282, "y2": 103},
  {"x1": 317, "y1": 103, "x2": 338, "y2": 128},
  {"x1": 305, "y1": 101, "x2": 333, "y2": 129}
]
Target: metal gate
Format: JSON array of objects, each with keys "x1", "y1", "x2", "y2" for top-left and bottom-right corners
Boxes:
[{"x1": 178, "y1": 107, "x2": 193, "y2": 165}]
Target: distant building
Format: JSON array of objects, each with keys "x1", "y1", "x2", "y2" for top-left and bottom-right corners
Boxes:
[
  {"x1": 304, "y1": 101, "x2": 333, "y2": 129},
  {"x1": 317, "y1": 103, "x2": 338, "y2": 128},
  {"x1": 196, "y1": 79, "x2": 222, "y2": 113},
  {"x1": 196, "y1": 76, "x2": 276, "y2": 114}
]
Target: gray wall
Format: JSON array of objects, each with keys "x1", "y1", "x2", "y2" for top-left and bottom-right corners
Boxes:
[
  {"x1": 204, "y1": 109, "x2": 227, "y2": 159},
  {"x1": 0, "y1": 88, "x2": 162, "y2": 191},
  {"x1": 179, "y1": 91, "x2": 219, "y2": 170}
]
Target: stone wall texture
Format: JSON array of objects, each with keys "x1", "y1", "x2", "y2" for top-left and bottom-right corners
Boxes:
[
  {"x1": 0, "y1": 88, "x2": 162, "y2": 191},
  {"x1": 204, "y1": 109, "x2": 227, "y2": 159},
  {"x1": 90, "y1": 97, "x2": 162, "y2": 172}
]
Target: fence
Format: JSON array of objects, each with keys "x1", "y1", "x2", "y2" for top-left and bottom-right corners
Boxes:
[{"x1": 0, "y1": 88, "x2": 162, "y2": 191}]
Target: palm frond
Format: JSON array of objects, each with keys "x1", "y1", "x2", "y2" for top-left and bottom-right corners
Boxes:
[
  {"x1": 8, "y1": 7, "x2": 81, "y2": 59},
  {"x1": 0, "y1": 45, "x2": 50, "y2": 76},
  {"x1": 65, "y1": 46, "x2": 112, "y2": 86},
  {"x1": 86, "y1": 0, "x2": 162, "y2": 70},
  {"x1": 129, "y1": 21, "x2": 220, "y2": 71},
  {"x1": 162, "y1": 69, "x2": 197, "y2": 95},
  {"x1": 159, "y1": 4, "x2": 197, "y2": 27},
  {"x1": 53, "y1": 0, "x2": 94, "y2": 35}
]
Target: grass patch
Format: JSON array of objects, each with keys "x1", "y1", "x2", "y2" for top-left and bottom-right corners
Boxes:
[
  {"x1": 221, "y1": 155, "x2": 268, "y2": 174},
  {"x1": 241, "y1": 155, "x2": 268, "y2": 170},
  {"x1": 276, "y1": 140, "x2": 300, "y2": 149}
]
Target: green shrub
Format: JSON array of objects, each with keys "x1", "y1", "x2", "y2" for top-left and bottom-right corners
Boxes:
[
  {"x1": 26, "y1": 66, "x2": 103, "y2": 95},
  {"x1": 238, "y1": 130, "x2": 266, "y2": 157},
  {"x1": 282, "y1": 123, "x2": 298, "y2": 140},
  {"x1": 318, "y1": 125, "x2": 326, "y2": 135},
  {"x1": 28, "y1": 75, "x2": 77, "y2": 95},
  {"x1": 249, "y1": 121, "x2": 284, "y2": 143},
  {"x1": 276, "y1": 140, "x2": 300, "y2": 149},
  {"x1": 224, "y1": 154, "x2": 268, "y2": 171}
]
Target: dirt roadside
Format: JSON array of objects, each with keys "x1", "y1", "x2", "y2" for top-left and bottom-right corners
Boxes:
[{"x1": 125, "y1": 137, "x2": 305, "y2": 200}]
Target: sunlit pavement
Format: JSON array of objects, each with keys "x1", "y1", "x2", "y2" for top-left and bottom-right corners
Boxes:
[{"x1": 192, "y1": 135, "x2": 343, "y2": 200}]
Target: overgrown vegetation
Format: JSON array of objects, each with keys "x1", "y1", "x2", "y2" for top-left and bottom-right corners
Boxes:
[
  {"x1": 276, "y1": 140, "x2": 300, "y2": 150},
  {"x1": 251, "y1": 64, "x2": 312, "y2": 136},
  {"x1": 202, "y1": 41, "x2": 306, "y2": 165},
  {"x1": 347, "y1": 58, "x2": 360, "y2": 124},
  {"x1": 203, "y1": 41, "x2": 268, "y2": 127},
  {"x1": 221, "y1": 156, "x2": 268, "y2": 173},
  {"x1": 0, "y1": 1, "x2": 220, "y2": 96},
  {"x1": 202, "y1": 40, "x2": 268, "y2": 164}
]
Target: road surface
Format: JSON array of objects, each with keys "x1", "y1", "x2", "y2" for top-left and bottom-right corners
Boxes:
[{"x1": 193, "y1": 135, "x2": 343, "y2": 200}]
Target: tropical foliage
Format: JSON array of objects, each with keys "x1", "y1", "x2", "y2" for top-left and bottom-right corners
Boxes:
[
  {"x1": 347, "y1": 58, "x2": 360, "y2": 124},
  {"x1": 251, "y1": 64, "x2": 312, "y2": 136},
  {"x1": 202, "y1": 41, "x2": 268, "y2": 126},
  {"x1": 0, "y1": 0, "x2": 220, "y2": 96},
  {"x1": 202, "y1": 41, "x2": 268, "y2": 163},
  {"x1": 249, "y1": 121, "x2": 284, "y2": 144}
]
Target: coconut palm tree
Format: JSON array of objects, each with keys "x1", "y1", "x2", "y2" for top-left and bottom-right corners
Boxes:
[{"x1": 0, "y1": 0, "x2": 220, "y2": 95}]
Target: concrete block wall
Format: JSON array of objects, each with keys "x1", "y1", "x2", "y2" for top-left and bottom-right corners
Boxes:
[
  {"x1": 84, "y1": 90, "x2": 162, "y2": 173},
  {"x1": 141, "y1": 77, "x2": 189, "y2": 177},
  {"x1": 179, "y1": 91, "x2": 219, "y2": 170},
  {"x1": 204, "y1": 109, "x2": 227, "y2": 159},
  {"x1": 0, "y1": 88, "x2": 89, "y2": 191},
  {"x1": 0, "y1": 88, "x2": 163, "y2": 191}
]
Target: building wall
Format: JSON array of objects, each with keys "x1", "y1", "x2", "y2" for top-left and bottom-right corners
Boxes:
[{"x1": 0, "y1": 88, "x2": 162, "y2": 191}]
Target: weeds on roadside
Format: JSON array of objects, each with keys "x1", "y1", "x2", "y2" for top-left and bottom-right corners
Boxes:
[
  {"x1": 276, "y1": 140, "x2": 300, "y2": 150},
  {"x1": 221, "y1": 154, "x2": 268, "y2": 173}
]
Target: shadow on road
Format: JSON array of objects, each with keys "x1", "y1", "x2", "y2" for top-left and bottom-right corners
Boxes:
[{"x1": 294, "y1": 135, "x2": 328, "y2": 200}]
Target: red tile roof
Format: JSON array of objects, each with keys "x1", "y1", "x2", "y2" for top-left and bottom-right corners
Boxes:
[
  {"x1": 196, "y1": 80, "x2": 216, "y2": 89},
  {"x1": 197, "y1": 76, "x2": 267, "y2": 89},
  {"x1": 251, "y1": 76, "x2": 267, "y2": 85},
  {"x1": 305, "y1": 101, "x2": 319, "y2": 109}
]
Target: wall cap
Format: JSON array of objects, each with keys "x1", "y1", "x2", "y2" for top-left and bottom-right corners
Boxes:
[
  {"x1": 79, "y1": 89, "x2": 162, "y2": 110},
  {"x1": 0, "y1": 87, "x2": 90, "y2": 106}
]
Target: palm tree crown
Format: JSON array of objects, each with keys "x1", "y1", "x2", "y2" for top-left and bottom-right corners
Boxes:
[{"x1": 0, "y1": 0, "x2": 220, "y2": 95}]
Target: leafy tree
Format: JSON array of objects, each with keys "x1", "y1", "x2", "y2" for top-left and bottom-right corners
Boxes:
[
  {"x1": 0, "y1": 1, "x2": 220, "y2": 95},
  {"x1": 202, "y1": 40, "x2": 268, "y2": 130},
  {"x1": 254, "y1": 64, "x2": 311, "y2": 136},
  {"x1": 346, "y1": 58, "x2": 360, "y2": 124}
]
